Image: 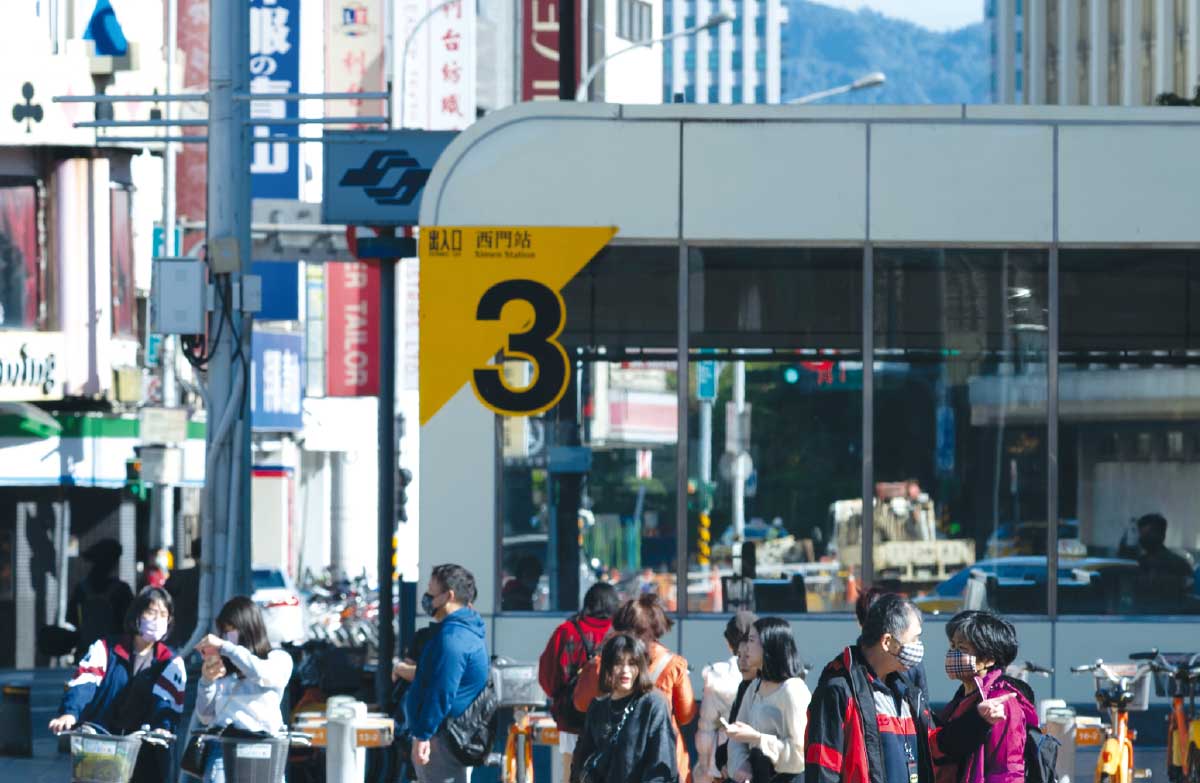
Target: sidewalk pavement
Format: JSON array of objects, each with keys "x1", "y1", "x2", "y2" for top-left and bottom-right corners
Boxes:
[{"x1": 0, "y1": 668, "x2": 72, "y2": 782}]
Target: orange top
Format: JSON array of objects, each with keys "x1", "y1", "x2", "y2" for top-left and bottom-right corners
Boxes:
[{"x1": 574, "y1": 641, "x2": 697, "y2": 782}]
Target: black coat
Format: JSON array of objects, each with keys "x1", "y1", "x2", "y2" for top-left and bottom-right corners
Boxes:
[{"x1": 571, "y1": 690, "x2": 679, "y2": 783}]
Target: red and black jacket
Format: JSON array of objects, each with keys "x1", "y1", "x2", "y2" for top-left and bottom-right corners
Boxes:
[{"x1": 804, "y1": 645, "x2": 935, "y2": 783}]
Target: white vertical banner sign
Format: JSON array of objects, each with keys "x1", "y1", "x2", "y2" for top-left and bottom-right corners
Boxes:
[
  {"x1": 395, "y1": 0, "x2": 476, "y2": 129},
  {"x1": 324, "y1": 0, "x2": 387, "y2": 122}
]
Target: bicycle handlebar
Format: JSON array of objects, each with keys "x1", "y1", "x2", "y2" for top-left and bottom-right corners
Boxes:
[{"x1": 1020, "y1": 661, "x2": 1054, "y2": 675}]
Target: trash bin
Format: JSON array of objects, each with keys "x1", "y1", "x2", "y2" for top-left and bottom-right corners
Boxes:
[
  {"x1": 0, "y1": 681, "x2": 32, "y2": 756},
  {"x1": 212, "y1": 736, "x2": 290, "y2": 783}
]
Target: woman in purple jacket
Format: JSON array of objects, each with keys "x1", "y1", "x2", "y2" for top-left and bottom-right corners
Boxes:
[{"x1": 933, "y1": 610, "x2": 1038, "y2": 783}]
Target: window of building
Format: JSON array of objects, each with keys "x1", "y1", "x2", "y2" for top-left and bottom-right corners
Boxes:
[
  {"x1": 0, "y1": 185, "x2": 40, "y2": 330},
  {"x1": 687, "y1": 248, "x2": 864, "y2": 613},
  {"x1": 499, "y1": 246, "x2": 680, "y2": 613},
  {"x1": 874, "y1": 249, "x2": 1049, "y2": 615},
  {"x1": 754, "y1": 85, "x2": 765, "y2": 102},
  {"x1": 1057, "y1": 250, "x2": 1200, "y2": 616},
  {"x1": 707, "y1": 86, "x2": 718, "y2": 103},
  {"x1": 617, "y1": 0, "x2": 653, "y2": 42}
]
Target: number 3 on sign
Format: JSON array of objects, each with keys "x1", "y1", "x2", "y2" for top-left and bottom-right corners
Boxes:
[{"x1": 471, "y1": 279, "x2": 570, "y2": 417}]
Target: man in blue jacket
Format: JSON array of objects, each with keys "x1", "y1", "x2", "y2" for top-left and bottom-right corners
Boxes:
[{"x1": 406, "y1": 563, "x2": 490, "y2": 783}]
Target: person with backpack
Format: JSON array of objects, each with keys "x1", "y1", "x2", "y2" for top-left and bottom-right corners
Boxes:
[
  {"x1": 931, "y1": 610, "x2": 1038, "y2": 783},
  {"x1": 570, "y1": 633, "x2": 678, "y2": 783},
  {"x1": 694, "y1": 611, "x2": 756, "y2": 783},
  {"x1": 574, "y1": 594, "x2": 697, "y2": 782},
  {"x1": 538, "y1": 583, "x2": 619, "y2": 780},
  {"x1": 405, "y1": 563, "x2": 490, "y2": 783},
  {"x1": 48, "y1": 586, "x2": 186, "y2": 783}
]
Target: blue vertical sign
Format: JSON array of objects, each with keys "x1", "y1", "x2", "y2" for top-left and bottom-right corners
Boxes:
[
  {"x1": 250, "y1": 0, "x2": 300, "y2": 320},
  {"x1": 251, "y1": 329, "x2": 305, "y2": 431}
]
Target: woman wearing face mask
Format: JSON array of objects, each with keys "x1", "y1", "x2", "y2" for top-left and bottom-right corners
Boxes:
[
  {"x1": 932, "y1": 610, "x2": 1036, "y2": 783},
  {"x1": 48, "y1": 586, "x2": 186, "y2": 783},
  {"x1": 571, "y1": 633, "x2": 678, "y2": 783},
  {"x1": 724, "y1": 618, "x2": 811, "y2": 783},
  {"x1": 194, "y1": 596, "x2": 294, "y2": 783}
]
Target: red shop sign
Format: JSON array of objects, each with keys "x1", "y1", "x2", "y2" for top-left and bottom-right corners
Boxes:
[{"x1": 325, "y1": 261, "x2": 381, "y2": 396}]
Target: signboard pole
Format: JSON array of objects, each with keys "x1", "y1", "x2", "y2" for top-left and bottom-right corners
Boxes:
[{"x1": 375, "y1": 233, "x2": 398, "y2": 708}]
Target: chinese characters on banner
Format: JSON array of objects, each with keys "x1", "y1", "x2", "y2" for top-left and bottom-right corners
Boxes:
[
  {"x1": 325, "y1": 262, "x2": 382, "y2": 397},
  {"x1": 396, "y1": 0, "x2": 476, "y2": 129},
  {"x1": 250, "y1": 0, "x2": 301, "y2": 197},
  {"x1": 252, "y1": 330, "x2": 305, "y2": 431},
  {"x1": 521, "y1": 0, "x2": 579, "y2": 100},
  {"x1": 325, "y1": 0, "x2": 386, "y2": 123}
]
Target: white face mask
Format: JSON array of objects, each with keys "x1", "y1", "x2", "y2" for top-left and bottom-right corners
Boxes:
[{"x1": 222, "y1": 630, "x2": 239, "y2": 645}]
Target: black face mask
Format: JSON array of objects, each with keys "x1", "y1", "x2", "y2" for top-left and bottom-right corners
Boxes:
[{"x1": 421, "y1": 592, "x2": 443, "y2": 616}]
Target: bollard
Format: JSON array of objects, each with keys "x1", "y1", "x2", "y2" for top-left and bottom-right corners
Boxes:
[
  {"x1": 326, "y1": 699, "x2": 367, "y2": 783},
  {"x1": 0, "y1": 683, "x2": 32, "y2": 757}
]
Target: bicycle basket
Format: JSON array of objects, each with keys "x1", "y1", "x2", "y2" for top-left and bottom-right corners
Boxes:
[
  {"x1": 494, "y1": 661, "x2": 546, "y2": 708},
  {"x1": 213, "y1": 736, "x2": 290, "y2": 783},
  {"x1": 69, "y1": 734, "x2": 144, "y2": 783},
  {"x1": 1097, "y1": 664, "x2": 1152, "y2": 712}
]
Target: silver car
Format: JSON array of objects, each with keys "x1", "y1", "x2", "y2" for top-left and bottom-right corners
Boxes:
[{"x1": 252, "y1": 566, "x2": 306, "y2": 646}]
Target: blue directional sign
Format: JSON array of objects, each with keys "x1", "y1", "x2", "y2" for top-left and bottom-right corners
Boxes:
[
  {"x1": 251, "y1": 329, "x2": 304, "y2": 432},
  {"x1": 322, "y1": 130, "x2": 457, "y2": 225}
]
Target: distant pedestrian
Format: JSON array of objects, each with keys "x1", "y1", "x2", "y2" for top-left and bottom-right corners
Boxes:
[
  {"x1": 575, "y1": 594, "x2": 697, "y2": 782},
  {"x1": 194, "y1": 596, "x2": 294, "y2": 782},
  {"x1": 725, "y1": 618, "x2": 810, "y2": 783},
  {"x1": 405, "y1": 564, "x2": 490, "y2": 783},
  {"x1": 68, "y1": 538, "x2": 134, "y2": 659},
  {"x1": 539, "y1": 583, "x2": 620, "y2": 780},
  {"x1": 571, "y1": 633, "x2": 679, "y2": 783},
  {"x1": 694, "y1": 611, "x2": 757, "y2": 783},
  {"x1": 50, "y1": 586, "x2": 185, "y2": 783}
]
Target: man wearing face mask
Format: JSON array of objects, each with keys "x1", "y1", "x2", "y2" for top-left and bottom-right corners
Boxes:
[
  {"x1": 805, "y1": 594, "x2": 933, "y2": 783},
  {"x1": 405, "y1": 563, "x2": 490, "y2": 783}
]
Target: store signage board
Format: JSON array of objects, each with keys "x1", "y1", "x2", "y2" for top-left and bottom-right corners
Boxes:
[
  {"x1": 322, "y1": 130, "x2": 456, "y2": 225},
  {"x1": 0, "y1": 331, "x2": 64, "y2": 402},
  {"x1": 419, "y1": 226, "x2": 617, "y2": 424}
]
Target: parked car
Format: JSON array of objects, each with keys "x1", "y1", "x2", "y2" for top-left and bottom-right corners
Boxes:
[
  {"x1": 252, "y1": 565, "x2": 306, "y2": 646},
  {"x1": 913, "y1": 556, "x2": 1138, "y2": 614},
  {"x1": 984, "y1": 520, "x2": 1088, "y2": 559}
]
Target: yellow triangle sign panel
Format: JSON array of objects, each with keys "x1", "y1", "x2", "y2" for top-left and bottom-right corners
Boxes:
[{"x1": 419, "y1": 226, "x2": 618, "y2": 425}]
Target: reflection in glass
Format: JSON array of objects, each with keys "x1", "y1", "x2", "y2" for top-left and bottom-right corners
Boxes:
[
  {"x1": 687, "y1": 248, "x2": 863, "y2": 613},
  {"x1": 874, "y1": 249, "x2": 1049, "y2": 615},
  {"x1": 1058, "y1": 250, "x2": 1200, "y2": 615}
]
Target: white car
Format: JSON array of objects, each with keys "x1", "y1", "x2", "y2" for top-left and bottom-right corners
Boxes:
[{"x1": 252, "y1": 566, "x2": 306, "y2": 646}]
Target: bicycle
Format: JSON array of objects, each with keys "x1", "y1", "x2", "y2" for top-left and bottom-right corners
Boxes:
[
  {"x1": 1131, "y1": 650, "x2": 1200, "y2": 783},
  {"x1": 1071, "y1": 658, "x2": 1156, "y2": 783},
  {"x1": 60, "y1": 723, "x2": 175, "y2": 783}
]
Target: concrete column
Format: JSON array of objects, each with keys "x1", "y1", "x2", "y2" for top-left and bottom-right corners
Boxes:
[
  {"x1": 1123, "y1": 0, "x2": 1143, "y2": 104},
  {"x1": 695, "y1": 0, "x2": 712, "y2": 101},
  {"x1": 330, "y1": 451, "x2": 350, "y2": 579},
  {"x1": 1059, "y1": 0, "x2": 1080, "y2": 103},
  {"x1": 765, "y1": 0, "x2": 782, "y2": 102},
  {"x1": 1189, "y1": 0, "x2": 1200, "y2": 95},
  {"x1": 1090, "y1": 0, "x2": 1111, "y2": 102},
  {"x1": 996, "y1": 0, "x2": 1016, "y2": 102},
  {"x1": 1029, "y1": 0, "x2": 1047, "y2": 102},
  {"x1": 1155, "y1": 0, "x2": 1176, "y2": 94}
]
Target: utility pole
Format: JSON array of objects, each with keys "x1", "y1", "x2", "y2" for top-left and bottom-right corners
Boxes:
[
  {"x1": 559, "y1": 0, "x2": 578, "y2": 99},
  {"x1": 205, "y1": 0, "x2": 254, "y2": 610},
  {"x1": 376, "y1": 238, "x2": 397, "y2": 705}
]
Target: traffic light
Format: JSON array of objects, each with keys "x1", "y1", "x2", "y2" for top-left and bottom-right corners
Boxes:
[
  {"x1": 395, "y1": 467, "x2": 413, "y2": 523},
  {"x1": 125, "y1": 457, "x2": 148, "y2": 501},
  {"x1": 782, "y1": 366, "x2": 801, "y2": 384}
]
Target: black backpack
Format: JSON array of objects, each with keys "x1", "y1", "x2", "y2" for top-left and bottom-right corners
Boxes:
[
  {"x1": 1002, "y1": 676, "x2": 1060, "y2": 783},
  {"x1": 551, "y1": 619, "x2": 597, "y2": 734},
  {"x1": 444, "y1": 663, "x2": 500, "y2": 766}
]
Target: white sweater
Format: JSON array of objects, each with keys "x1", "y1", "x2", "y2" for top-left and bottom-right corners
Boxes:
[
  {"x1": 695, "y1": 656, "x2": 743, "y2": 783},
  {"x1": 196, "y1": 641, "x2": 293, "y2": 733},
  {"x1": 727, "y1": 677, "x2": 812, "y2": 779}
]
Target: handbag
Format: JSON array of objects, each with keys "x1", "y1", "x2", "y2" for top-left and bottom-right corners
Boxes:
[{"x1": 576, "y1": 699, "x2": 636, "y2": 783}]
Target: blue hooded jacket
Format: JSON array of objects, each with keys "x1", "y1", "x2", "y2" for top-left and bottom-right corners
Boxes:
[{"x1": 404, "y1": 607, "x2": 489, "y2": 741}]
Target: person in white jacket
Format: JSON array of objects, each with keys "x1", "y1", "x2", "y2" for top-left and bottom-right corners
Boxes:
[
  {"x1": 195, "y1": 596, "x2": 294, "y2": 783},
  {"x1": 725, "y1": 617, "x2": 811, "y2": 783},
  {"x1": 694, "y1": 611, "x2": 757, "y2": 783}
]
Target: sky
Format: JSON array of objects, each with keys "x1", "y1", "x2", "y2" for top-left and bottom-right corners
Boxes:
[{"x1": 810, "y1": 0, "x2": 985, "y2": 32}]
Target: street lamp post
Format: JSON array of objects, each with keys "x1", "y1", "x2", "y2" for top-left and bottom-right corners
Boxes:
[
  {"x1": 399, "y1": 0, "x2": 461, "y2": 128},
  {"x1": 575, "y1": 13, "x2": 735, "y2": 101},
  {"x1": 789, "y1": 71, "x2": 887, "y2": 104}
]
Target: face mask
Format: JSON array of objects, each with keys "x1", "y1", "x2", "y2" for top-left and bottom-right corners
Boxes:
[
  {"x1": 945, "y1": 649, "x2": 977, "y2": 679},
  {"x1": 893, "y1": 638, "x2": 924, "y2": 669},
  {"x1": 222, "y1": 630, "x2": 239, "y2": 645},
  {"x1": 421, "y1": 592, "x2": 439, "y2": 616},
  {"x1": 139, "y1": 616, "x2": 168, "y2": 643}
]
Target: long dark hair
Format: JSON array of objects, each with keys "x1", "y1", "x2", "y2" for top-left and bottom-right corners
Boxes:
[
  {"x1": 754, "y1": 617, "x2": 805, "y2": 683},
  {"x1": 598, "y1": 633, "x2": 655, "y2": 696},
  {"x1": 216, "y1": 596, "x2": 271, "y2": 659}
]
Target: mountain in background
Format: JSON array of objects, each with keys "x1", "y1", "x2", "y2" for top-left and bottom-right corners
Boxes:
[{"x1": 782, "y1": 1, "x2": 991, "y2": 104}]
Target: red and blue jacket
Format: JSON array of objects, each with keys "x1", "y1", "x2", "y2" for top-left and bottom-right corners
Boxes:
[{"x1": 59, "y1": 635, "x2": 186, "y2": 733}]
